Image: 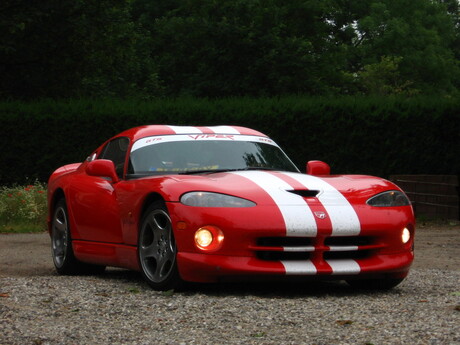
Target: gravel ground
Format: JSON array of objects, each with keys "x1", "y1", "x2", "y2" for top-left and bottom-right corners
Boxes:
[
  {"x1": 1, "y1": 270, "x2": 459, "y2": 345},
  {"x1": 1, "y1": 225, "x2": 459, "y2": 345}
]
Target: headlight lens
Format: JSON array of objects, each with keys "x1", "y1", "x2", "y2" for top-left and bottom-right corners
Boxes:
[
  {"x1": 181, "y1": 192, "x2": 256, "y2": 207},
  {"x1": 367, "y1": 190, "x2": 410, "y2": 207}
]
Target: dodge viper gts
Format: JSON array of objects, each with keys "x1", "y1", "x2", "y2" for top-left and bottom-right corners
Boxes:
[{"x1": 48, "y1": 125, "x2": 415, "y2": 290}]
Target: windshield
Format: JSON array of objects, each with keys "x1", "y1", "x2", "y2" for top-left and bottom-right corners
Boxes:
[{"x1": 129, "y1": 135, "x2": 299, "y2": 175}]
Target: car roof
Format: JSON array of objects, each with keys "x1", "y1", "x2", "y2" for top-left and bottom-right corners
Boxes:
[{"x1": 115, "y1": 125, "x2": 268, "y2": 142}]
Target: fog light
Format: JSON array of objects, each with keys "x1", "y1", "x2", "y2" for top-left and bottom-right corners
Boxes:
[
  {"x1": 194, "y1": 226, "x2": 224, "y2": 251},
  {"x1": 195, "y1": 229, "x2": 213, "y2": 247},
  {"x1": 402, "y1": 227, "x2": 411, "y2": 244}
]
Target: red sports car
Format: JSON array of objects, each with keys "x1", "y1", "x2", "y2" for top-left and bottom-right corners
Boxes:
[{"x1": 48, "y1": 125, "x2": 415, "y2": 290}]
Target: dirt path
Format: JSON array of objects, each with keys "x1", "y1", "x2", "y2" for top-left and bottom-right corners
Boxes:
[{"x1": 0, "y1": 223, "x2": 458, "y2": 277}]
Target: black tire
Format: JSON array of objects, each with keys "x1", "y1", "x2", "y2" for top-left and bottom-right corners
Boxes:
[
  {"x1": 138, "y1": 201, "x2": 182, "y2": 290},
  {"x1": 51, "y1": 199, "x2": 105, "y2": 275},
  {"x1": 346, "y1": 277, "x2": 405, "y2": 291}
]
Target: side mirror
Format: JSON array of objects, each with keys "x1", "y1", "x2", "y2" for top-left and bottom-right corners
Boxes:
[
  {"x1": 86, "y1": 159, "x2": 119, "y2": 183},
  {"x1": 306, "y1": 160, "x2": 330, "y2": 176}
]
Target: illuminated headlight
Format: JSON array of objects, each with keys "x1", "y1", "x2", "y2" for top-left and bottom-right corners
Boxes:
[
  {"x1": 195, "y1": 226, "x2": 224, "y2": 251},
  {"x1": 181, "y1": 192, "x2": 256, "y2": 207},
  {"x1": 367, "y1": 191, "x2": 410, "y2": 207},
  {"x1": 402, "y1": 227, "x2": 411, "y2": 244}
]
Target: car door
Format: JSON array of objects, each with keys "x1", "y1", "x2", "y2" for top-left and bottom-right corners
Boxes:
[{"x1": 68, "y1": 137, "x2": 129, "y2": 243}]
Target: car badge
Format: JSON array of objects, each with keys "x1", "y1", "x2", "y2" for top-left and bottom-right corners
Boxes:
[{"x1": 314, "y1": 211, "x2": 327, "y2": 219}]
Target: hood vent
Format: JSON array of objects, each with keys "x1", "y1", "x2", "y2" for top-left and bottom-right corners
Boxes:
[{"x1": 287, "y1": 189, "x2": 319, "y2": 198}]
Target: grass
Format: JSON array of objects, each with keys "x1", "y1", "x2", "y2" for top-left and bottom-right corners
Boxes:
[{"x1": 0, "y1": 182, "x2": 47, "y2": 233}]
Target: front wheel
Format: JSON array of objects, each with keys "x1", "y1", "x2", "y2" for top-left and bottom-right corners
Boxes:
[
  {"x1": 138, "y1": 202, "x2": 182, "y2": 290},
  {"x1": 346, "y1": 277, "x2": 405, "y2": 290}
]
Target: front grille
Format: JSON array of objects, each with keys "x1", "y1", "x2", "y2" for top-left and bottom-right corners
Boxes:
[
  {"x1": 324, "y1": 236, "x2": 372, "y2": 247},
  {"x1": 253, "y1": 235, "x2": 376, "y2": 261},
  {"x1": 257, "y1": 251, "x2": 312, "y2": 261},
  {"x1": 257, "y1": 237, "x2": 314, "y2": 247},
  {"x1": 323, "y1": 250, "x2": 371, "y2": 260}
]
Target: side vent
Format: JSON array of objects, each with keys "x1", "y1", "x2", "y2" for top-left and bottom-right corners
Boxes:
[{"x1": 287, "y1": 190, "x2": 319, "y2": 198}]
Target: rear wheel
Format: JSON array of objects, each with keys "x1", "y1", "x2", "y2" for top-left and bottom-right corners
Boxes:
[
  {"x1": 138, "y1": 202, "x2": 181, "y2": 290},
  {"x1": 346, "y1": 278, "x2": 404, "y2": 290},
  {"x1": 51, "y1": 199, "x2": 105, "y2": 275}
]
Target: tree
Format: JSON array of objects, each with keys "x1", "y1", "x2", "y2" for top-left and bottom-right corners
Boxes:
[
  {"x1": 0, "y1": 0, "x2": 155, "y2": 98},
  {"x1": 134, "y1": 0, "x2": 343, "y2": 97},
  {"x1": 334, "y1": 0, "x2": 460, "y2": 94},
  {"x1": 1, "y1": 0, "x2": 458, "y2": 98},
  {"x1": 357, "y1": 56, "x2": 418, "y2": 95}
]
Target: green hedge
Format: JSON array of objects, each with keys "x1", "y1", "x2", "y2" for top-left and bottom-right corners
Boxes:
[{"x1": 0, "y1": 96, "x2": 459, "y2": 185}]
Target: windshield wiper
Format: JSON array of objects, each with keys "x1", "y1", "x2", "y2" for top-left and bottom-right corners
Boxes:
[
  {"x1": 179, "y1": 169, "x2": 231, "y2": 175},
  {"x1": 179, "y1": 167, "x2": 277, "y2": 175},
  {"x1": 238, "y1": 167, "x2": 277, "y2": 171}
]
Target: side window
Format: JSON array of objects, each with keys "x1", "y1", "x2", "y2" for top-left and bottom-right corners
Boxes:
[{"x1": 99, "y1": 137, "x2": 130, "y2": 178}]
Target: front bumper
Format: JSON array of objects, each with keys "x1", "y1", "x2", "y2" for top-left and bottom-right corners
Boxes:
[
  {"x1": 177, "y1": 251, "x2": 414, "y2": 283},
  {"x1": 168, "y1": 202, "x2": 415, "y2": 283}
]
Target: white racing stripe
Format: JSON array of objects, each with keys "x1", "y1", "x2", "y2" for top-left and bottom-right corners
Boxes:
[
  {"x1": 206, "y1": 126, "x2": 241, "y2": 134},
  {"x1": 280, "y1": 172, "x2": 361, "y2": 236},
  {"x1": 327, "y1": 260, "x2": 361, "y2": 275},
  {"x1": 283, "y1": 260, "x2": 360, "y2": 275},
  {"x1": 282, "y1": 260, "x2": 317, "y2": 275},
  {"x1": 232, "y1": 171, "x2": 362, "y2": 276},
  {"x1": 166, "y1": 125, "x2": 202, "y2": 134},
  {"x1": 166, "y1": 125, "x2": 242, "y2": 134},
  {"x1": 232, "y1": 171, "x2": 317, "y2": 237}
]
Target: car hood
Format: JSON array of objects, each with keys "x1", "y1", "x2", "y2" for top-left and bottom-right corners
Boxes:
[{"x1": 154, "y1": 170, "x2": 401, "y2": 206}]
